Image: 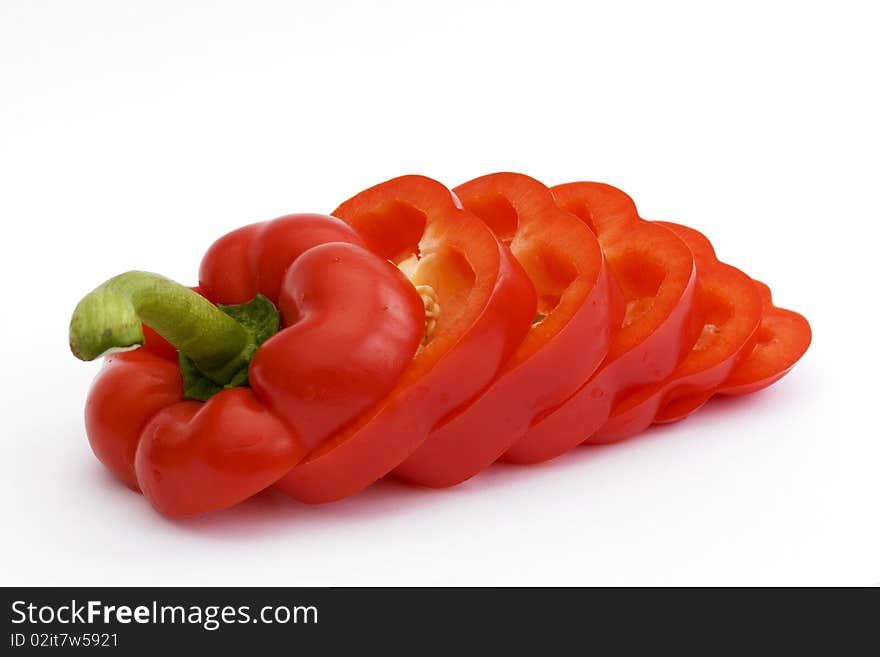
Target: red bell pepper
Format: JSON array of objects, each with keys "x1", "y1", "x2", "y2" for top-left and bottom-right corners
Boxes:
[
  {"x1": 69, "y1": 175, "x2": 812, "y2": 517},
  {"x1": 392, "y1": 172, "x2": 620, "y2": 487},
  {"x1": 593, "y1": 222, "x2": 763, "y2": 440},
  {"x1": 714, "y1": 280, "x2": 811, "y2": 396},
  {"x1": 273, "y1": 175, "x2": 536, "y2": 503},
  {"x1": 503, "y1": 182, "x2": 700, "y2": 463},
  {"x1": 71, "y1": 214, "x2": 425, "y2": 515}
]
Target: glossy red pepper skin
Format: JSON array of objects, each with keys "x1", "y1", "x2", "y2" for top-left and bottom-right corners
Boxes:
[
  {"x1": 594, "y1": 222, "x2": 763, "y2": 440},
  {"x1": 715, "y1": 280, "x2": 811, "y2": 396},
  {"x1": 200, "y1": 213, "x2": 364, "y2": 304},
  {"x1": 249, "y1": 243, "x2": 426, "y2": 449},
  {"x1": 136, "y1": 388, "x2": 306, "y2": 516},
  {"x1": 503, "y1": 183, "x2": 700, "y2": 464},
  {"x1": 85, "y1": 214, "x2": 424, "y2": 515},
  {"x1": 274, "y1": 175, "x2": 536, "y2": 503},
  {"x1": 392, "y1": 173, "x2": 619, "y2": 487},
  {"x1": 199, "y1": 215, "x2": 425, "y2": 448},
  {"x1": 85, "y1": 337, "x2": 184, "y2": 492}
]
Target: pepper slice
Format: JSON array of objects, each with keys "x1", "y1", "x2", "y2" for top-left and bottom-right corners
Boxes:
[
  {"x1": 73, "y1": 214, "x2": 425, "y2": 515},
  {"x1": 593, "y1": 222, "x2": 763, "y2": 440},
  {"x1": 392, "y1": 173, "x2": 619, "y2": 487},
  {"x1": 503, "y1": 182, "x2": 700, "y2": 463},
  {"x1": 274, "y1": 175, "x2": 536, "y2": 503},
  {"x1": 714, "y1": 279, "x2": 811, "y2": 397},
  {"x1": 655, "y1": 279, "x2": 811, "y2": 421}
]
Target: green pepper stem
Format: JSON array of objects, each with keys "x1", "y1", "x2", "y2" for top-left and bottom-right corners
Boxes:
[{"x1": 69, "y1": 271, "x2": 255, "y2": 385}]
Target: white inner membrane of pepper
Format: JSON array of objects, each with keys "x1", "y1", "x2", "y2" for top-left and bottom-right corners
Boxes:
[{"x1": 397, "y1": 254, "x2": 440, "y2": 343}]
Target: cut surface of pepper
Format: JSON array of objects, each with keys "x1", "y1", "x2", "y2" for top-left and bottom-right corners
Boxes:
[
  {"x1": 714, "y1": 280, "x2": 811, "y2": 397},
  {"x1": 593, "y1": 222, "x2": 763, "y2": 440},
  {"x1": 503, "y1": 182, "x2": 700, "y2": 463},
  {"x1": 392, "y1": 172, "x2": 619, "y2": 487}
]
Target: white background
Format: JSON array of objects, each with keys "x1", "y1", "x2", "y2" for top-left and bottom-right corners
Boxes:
[{"x1": 1, "y1": 1, "x2": 875, "y2": 585}]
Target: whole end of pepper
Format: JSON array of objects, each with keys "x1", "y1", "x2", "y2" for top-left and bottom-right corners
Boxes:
[{"x1": 69, "y1": 287, "x2": 145, "y2": 361}]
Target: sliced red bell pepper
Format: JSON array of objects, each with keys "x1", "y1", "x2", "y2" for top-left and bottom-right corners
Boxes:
[
  {"x1": 274, "y1": 175, "x2": 536, "y2": 503},
  {"x1": 392, "y1": 172, "x2": 620, "y2": 487},
  {"x1": 714, "y1": 279, "x2": 811, "y2": 396},
  {"x1": 503, "y1": 182, "x2": 700, "y2": 463},
  {"x1": 593, "y1": 222, "x2": 763, "y2": 440},
  {"x1": 71, "y1": 214, "x2": 425, "y2": 515}
]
